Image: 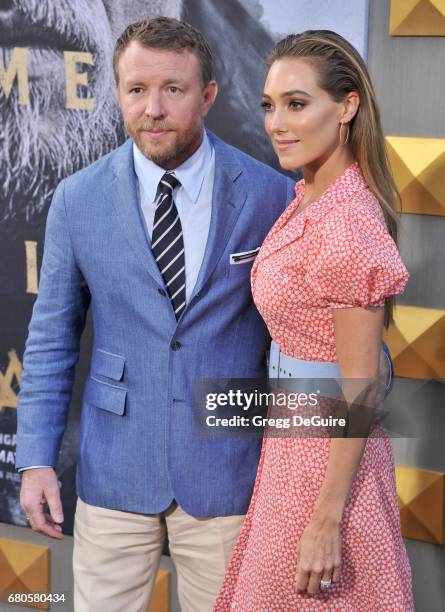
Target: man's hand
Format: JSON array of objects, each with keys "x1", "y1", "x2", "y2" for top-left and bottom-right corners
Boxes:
[{"x1": 20, "y1": 468, "x2": 64, "y2": 539}]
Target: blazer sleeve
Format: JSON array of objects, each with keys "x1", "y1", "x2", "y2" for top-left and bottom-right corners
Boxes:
[
  {"x1": 15, "y1": 179, "x2": 91, "y2": 469},
  {"x1": 286, "y1": 177, "x2": 296, "y2": 207}
]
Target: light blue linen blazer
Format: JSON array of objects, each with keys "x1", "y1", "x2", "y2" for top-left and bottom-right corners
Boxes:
[{"x1": 16, "y1": 130, "x2": 295, "y2": 516}]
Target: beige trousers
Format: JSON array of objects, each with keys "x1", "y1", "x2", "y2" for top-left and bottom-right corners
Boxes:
[{"x1": 72, "y1": 497, "x2": 245, "y2": 612}]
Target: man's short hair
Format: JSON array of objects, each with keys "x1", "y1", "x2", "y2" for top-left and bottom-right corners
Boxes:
[{"x1": 113, "y1": 16, "x2": 214, "y2": 87}]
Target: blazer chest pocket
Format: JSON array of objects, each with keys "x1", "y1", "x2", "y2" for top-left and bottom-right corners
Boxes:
[
  {"x1": 86, "y1": 349, "x2": 127, "y2": 415},
  {"x1": 228, "y1": 247, "x2": 259, "y2": 278}
]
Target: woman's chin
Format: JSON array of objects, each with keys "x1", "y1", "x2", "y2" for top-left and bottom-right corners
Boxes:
[{"x1": 277, "y1": 155, "x2": 301, "y2": 172}]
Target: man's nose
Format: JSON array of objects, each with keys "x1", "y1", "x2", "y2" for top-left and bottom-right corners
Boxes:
[{"x1": 144, "y1": 94, "x2": 165, "y2": 119}]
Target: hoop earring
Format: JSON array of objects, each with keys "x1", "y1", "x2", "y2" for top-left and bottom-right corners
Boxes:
[{"x1": 339, "y1": 122, "x2": 350, "y2": 146}]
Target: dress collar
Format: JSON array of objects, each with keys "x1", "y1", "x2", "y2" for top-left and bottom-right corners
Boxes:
[
  {"x1": 254, "y1": 162, "x2": 368, "y2": 267},
  {"x1": 295, "y1": 161, "x2": 366, "y2": 220}
]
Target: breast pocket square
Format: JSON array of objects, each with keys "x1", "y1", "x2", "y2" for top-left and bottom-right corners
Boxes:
[{"x1": 230, "y1": 247, "x2": 260, "y2": 265}]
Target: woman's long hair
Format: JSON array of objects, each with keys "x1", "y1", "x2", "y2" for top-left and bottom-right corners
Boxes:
[{"x1": 267, "y1": 30, "x2": 401, "y2": 328}]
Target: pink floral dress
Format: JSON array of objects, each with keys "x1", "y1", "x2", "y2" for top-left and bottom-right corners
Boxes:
[{"x1": 214, "y1": 163, "x2": 414, "y2": 611}]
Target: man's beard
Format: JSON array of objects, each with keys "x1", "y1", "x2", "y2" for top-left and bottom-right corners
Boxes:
[{"x1": 126, "y1": 120, "x2": 201, "y2": 167}]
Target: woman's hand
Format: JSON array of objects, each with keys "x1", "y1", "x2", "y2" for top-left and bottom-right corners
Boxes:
[{"x1": 295, "y1": 513, "x2": 342, "y2": 595}]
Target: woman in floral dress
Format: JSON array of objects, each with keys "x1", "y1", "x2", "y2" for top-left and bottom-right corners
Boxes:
[{"x1": 214, "y1": 31, "x2": 414, "y2": 611}]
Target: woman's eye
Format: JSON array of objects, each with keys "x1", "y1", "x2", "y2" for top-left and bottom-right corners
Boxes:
[
  {"x1": 261, "y1": 101, "x2": 272, "y2": 111},
  {"x1": 289, "y1": 100, "x2": 304, "y2": 110}
]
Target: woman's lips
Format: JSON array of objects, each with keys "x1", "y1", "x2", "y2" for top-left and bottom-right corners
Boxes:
[{"x1": 275, "y1": 139, "x2": 300, "y2": 151}]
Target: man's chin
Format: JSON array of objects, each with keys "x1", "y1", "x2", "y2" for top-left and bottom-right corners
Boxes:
[
  {"x1": 140, "y1": 147, "x2": 175, "y2": 165},
  {"x1": 134, "y1": 137, "x2": 179, "y2": 166},
  {"x1": 131, "y1": 127, "x2": 203, "y2": 168}
]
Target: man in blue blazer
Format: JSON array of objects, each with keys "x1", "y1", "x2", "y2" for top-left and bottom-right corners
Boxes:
[{"x1": 16, "y1": 16, "x2": 294, "y2": 612}]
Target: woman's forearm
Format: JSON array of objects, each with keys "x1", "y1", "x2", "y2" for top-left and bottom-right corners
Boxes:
[
  {"x1": 311, "y1": 437, "x2": 367, "y2": 523},
  {"x1": 310, "y1": 305, "x2": 385, "y2": 524}
]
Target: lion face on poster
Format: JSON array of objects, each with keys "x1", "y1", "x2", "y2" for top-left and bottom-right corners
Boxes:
[
  {"x1": 0, "y1": 0, "x2": 183, "y2": 221},
  {"x1": 0, "y1": 0, "x2": 276, "y2": 223}
]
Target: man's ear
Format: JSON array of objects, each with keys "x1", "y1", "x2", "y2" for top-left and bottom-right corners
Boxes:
[{"x1": 202, "y1": 80, "x2": 218, "y2": 117}]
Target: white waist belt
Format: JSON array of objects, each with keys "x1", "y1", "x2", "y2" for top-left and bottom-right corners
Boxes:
[
  {"x1": 268, "y1": 340, "x2": 342, "y2": 397},
  {"x1": 268, "y1": 340, "x2": 341, "y2": 379},
  {"x1": 268, "y1": 340, "x2": 392, "y2": 399}
]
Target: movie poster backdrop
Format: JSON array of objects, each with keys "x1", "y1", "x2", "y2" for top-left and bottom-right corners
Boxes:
[{"x1": 0, "y1": 0, "x2": 368, "y2": 530}]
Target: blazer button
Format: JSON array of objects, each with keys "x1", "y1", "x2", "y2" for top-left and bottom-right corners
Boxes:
[
  {"x1": 158, "y1": 288, "x2": 167, "y2": 296},
  {"x1": 171, "y1": 341, "x2": 182, "y2": 351}
]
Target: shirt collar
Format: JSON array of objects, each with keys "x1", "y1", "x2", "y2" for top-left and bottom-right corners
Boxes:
[{"x1": 132, "y1": 130, "x2": 213, "y2": 205}]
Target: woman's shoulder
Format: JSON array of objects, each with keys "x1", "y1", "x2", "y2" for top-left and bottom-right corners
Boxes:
[
  {"x1": 306, "y1": 184, "x2": 408, "y2": 307},
  {"x1": 315, "y1": 185, "x2": 399, "y2": 267},
  {"x1": 326, "y1": 186, "x2": 388, "y2": 234}
]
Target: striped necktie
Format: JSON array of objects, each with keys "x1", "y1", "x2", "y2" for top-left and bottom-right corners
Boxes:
[{"x1": 151, "y1": 171, "x2": 186, "y2": 320}]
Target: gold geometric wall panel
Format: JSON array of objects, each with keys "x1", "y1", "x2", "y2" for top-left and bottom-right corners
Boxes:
[
  {"x1": 386, "y1": 136, "x2": 445, "y2": 216},
  {"x1": 390, "y1": 0, "x2": 445, "y2": 35},
  {"x1": 395, "y1": 465, "x2": 444, "y2": 544},
  {"x1": 384, "y1": 305, "x2": 445, "y2": 379},
  {"x1": 0, "y1": 349, "x2": 22, "y2": 411},
  {"x1": 148, "y1": 570, "x2": 171, "y2": 612},
  {"x1": 0, "y1": 538, "x2": 49, "y2": 610},
  {"x1": 0, "y1": 539, "x2": 170, "y2": 611}
]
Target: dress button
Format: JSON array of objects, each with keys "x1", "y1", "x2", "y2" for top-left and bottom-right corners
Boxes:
[
  {"x1": 158, "y1": 288, "x2": 166, "y2": 296},
  {"x1": 171, "y1": 341, "x2": 182, "y2": 351}
]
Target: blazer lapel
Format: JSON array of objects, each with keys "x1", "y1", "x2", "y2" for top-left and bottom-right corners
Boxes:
[
  {"x1": 109, "y1": 140, "x2": 164, "y2": 287},
  {"x1": 189, "y1": 132, "x2": 248, "y2": 301},
  {"x1": 108, "y1": 135, "x2": 248, "y2": 311}
]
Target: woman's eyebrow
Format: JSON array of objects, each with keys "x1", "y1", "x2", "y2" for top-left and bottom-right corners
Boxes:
[
  {"x1": 280, "y1": 89, "x2": 312, "y2": 98},
  {"x1": 262, "y1": 90, "x2": 312, "y2": 99}
]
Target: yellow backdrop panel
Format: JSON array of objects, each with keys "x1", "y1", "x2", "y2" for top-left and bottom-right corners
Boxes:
[
  {"x1": 0, "y1": 538, "x2": 49, "y2": 610},
  {"x1": 390, "y1": 0, "x2": 445, "y2": 35},
  {"x1": 396, "y1": 465, "x2": 444, "y2": 544},
  {"x1": 386, "y1": 136, "x2": 445, "y2": 216},
  {"x1": 0, "y1": 538, "x2": 170, "y2": 611},
  {"x1": 148, "y1": 569, "x2": 171, "y2": 612},
  {"x1": 384, "y1": 305, "x2": 445, "y2": 379}
]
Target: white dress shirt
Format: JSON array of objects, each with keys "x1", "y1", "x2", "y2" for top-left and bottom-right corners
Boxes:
[
  {"x1": 133, "y1": 130, "x2": 215, "y2": 303},
  {"x1": 19, "y1": 132, "x2": 215, "y2": 472}
]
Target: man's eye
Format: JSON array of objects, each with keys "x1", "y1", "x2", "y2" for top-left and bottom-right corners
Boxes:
[
  {"x1": 168, "y1": 86, "x2": 180, "y2": 94},
  {"x1": 130, "y1": 87, "x2": 143, "y2": 94}
]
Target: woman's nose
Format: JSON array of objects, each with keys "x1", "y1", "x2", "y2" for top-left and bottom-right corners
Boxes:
[{"x1": 268, "y1": 109, "x2": 287, "y2": 133}]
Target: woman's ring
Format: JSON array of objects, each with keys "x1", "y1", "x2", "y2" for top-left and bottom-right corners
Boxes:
[{"x1": 320, "y1": 579, "x2": 332, "y2": 590}]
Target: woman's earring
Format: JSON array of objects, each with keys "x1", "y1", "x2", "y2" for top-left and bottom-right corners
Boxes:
[{"x1": 339, "y1": 122, "x2": 350, "y2": 146}]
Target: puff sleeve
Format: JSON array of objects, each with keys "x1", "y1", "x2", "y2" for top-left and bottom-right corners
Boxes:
[{"x1": 305, "y1": 199, "x2": 409, "y2": 308}]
